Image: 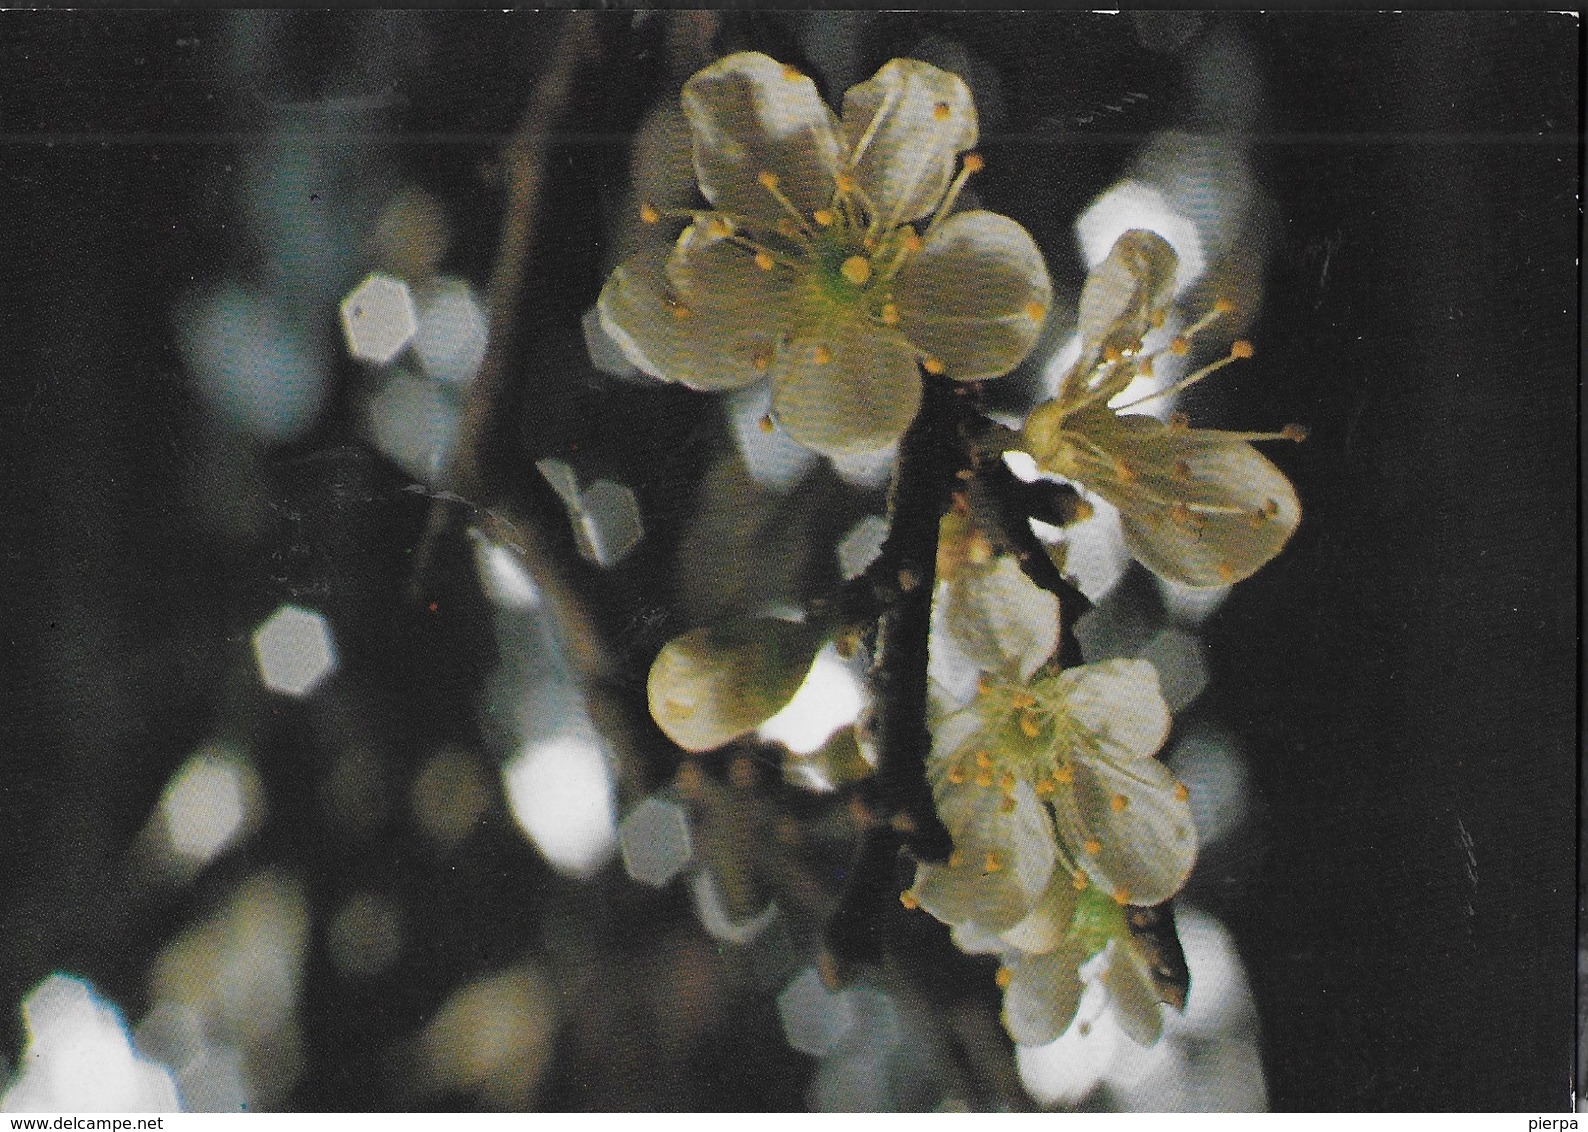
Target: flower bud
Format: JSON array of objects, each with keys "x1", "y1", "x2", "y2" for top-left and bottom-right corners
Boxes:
[{"x1": 647, "y1": 619, "x2": 827, "y2": 752}]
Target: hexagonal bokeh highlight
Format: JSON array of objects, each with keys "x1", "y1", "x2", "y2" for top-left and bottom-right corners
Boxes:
[
  {"x1": 776, "y1": 967, "x2": 856, "y2": 1058},
  {"x1": 339, "y1": 273, "x2": 417, "y2": 364},
  {"x1": 617, "y1": 794, "x2": 692, "y2": 888},
  {"x1": 251, "y1": 604, "x2": 337, "y2": 698}
]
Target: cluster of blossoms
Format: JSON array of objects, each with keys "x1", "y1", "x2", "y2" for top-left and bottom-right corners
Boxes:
[
  {"x1": 617, "y1": 49, "x2": 1303, "y2": 1059},
  {"x1": 600, "y1": 51, "x2": 1051, "y2": 457}
]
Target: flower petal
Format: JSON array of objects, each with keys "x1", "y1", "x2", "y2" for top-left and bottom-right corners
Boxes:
[
  {"x1": 841, "y1": 58, "x2": 976, "y2": 225},
  {"x1": 1056, "y1": 229, "x2": 1179, "y2": 406},
  {"x1": 1104, "y1": 940, "x2": 1166, "y2": 1048},
  {"x1": 681, "y1": 52, "x2": 842, "y2": 228},
  {"x1": 940, "y1": 555, "x2": 1060, "y2": 684},
  {"x1": 1050, "y1": 744, "x2": 1196, "y2": 907},
  {"x1": 666, "y1": 216, "x2": 797, "y2": 323},
  {"x1": 597, "y1": 242, "x2": 776, "y2": 391},
  {"x1": 1000, "y1": 863, "x2": 1081, "y2": 955},
  {"x1": 1059, "y1": 660, "x2": 1171, "y2": 761},
  {"x1": 911, "y1": 781, "x2": 1056, "y2": 935},
  {"x1": 893, "y1": 211, "x2": 1052, "y2": 381},
  {"x1": 1068, "y1": 407, "x2": 1302, "y2": 588},
  {"x1": 1003, "y1": 939, "x2": 1091, "y2": 1046},
  {"x1": 771, "y1": 320, "x2": 922, "y2": 457}
]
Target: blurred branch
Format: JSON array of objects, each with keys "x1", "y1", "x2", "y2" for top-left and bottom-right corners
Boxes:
[{"x1": 406, "y1": 13, "x2": 688, "y2": 802}]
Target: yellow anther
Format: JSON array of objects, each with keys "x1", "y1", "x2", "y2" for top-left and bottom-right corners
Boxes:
[
  {"x1": 1283, "y1": 423, "x2": 1310, "y2": 442},
  {"x1": 781, "y1": 64, "x2": 802, "y2": 80},
  {"x1": 841, "y1": 255, "x2": 872, "y2": 286},
  {"x1": 923, "y1": 357, "x2": 946, "y2": 375},
  {"x1": 890, "y1": 812, "x2": 918, "y2": 835},
  {"x1": 1024, "y1": 300, "x2": 1046, "y2": 321},
  {"x1": 974, "y1": 750, "x2": 994, "y2": 768},
  {"x1": 903, "y1": 231, "x2": 924, "y2": 254},
  {"x1": 1168, "y1": 411, "x2": 1190, "y2": 431},
  {"x1": 1137, "y1": 356, "x2": 1155, "y2": 378},
  {"x1": 1103, "y1": 344, "x2": 1123, "y2": 364},
  {"x1": 1113, "y1": 458, "x2": 1137, "y2": 483},
  {"x1": 754, "y1": 250, "x2": 775, "y2": 272},
  {"x1": 963, "y1": 152, "x2": 984, "y2": 173},
  {"x1": 1170, "y1": 337, "x2": 1191, "y2": 356},
  {"x1": 1073, "y1": 499, "x2": 1095, "y2": 522},
  {"x1": 1170, "y1": 502, "x2": 1196, "y2": 528},
  {"x1": 863, "y1": 234, "x2": 878, "y2": 252},
  {"x1": 1217, "y1": 562, "x2": 1238, "y2": 583},
  {"x1": 639, "y1": 202, "x2": 660, "y2": 224},
  {"x1": 933, "y1": 101, "x2": 952, "y2": 121},
  {"x1": 669, "y1": 301, "x2": 693, "y2": 321},
  {"x1": 995, "y1": 967, "x2": 1014, "y2": 989},
  {"x1": 977, "y1": 676, "x2": 994, "y2": 696},
  {"x1": 949, "y1": 851, "x2": 964, "y2": 869},
  {"x1": 1053, "y1": 765, "x2": 1074, "y2": 785},
  {"x1": 1231, "y1": 339, "x2": 1255, "y2": 360},
  {"x1": 965, "y1": 532, "x2": 993, "y2": 564},
  {"x1": 813, "y1": 345, "x2": 833, "y2": 365},
  {"x1": 999, "y1": 795, "x2": 1017, "y2": 814},
  {"x1": 707, "y1": 216, "x2": 734, "y2": 239},
  {"x1": 835, "y1": 172, "x2": 857, "y2": 195},
  {"x1": 1035, "y1": 780, "x2": 1056, "y2": 798},
  {"x1": 880, "y1": 302, "x2": 900, "y2": 326},
  {"x1": 947, "y1": 763, "x2": 967, "y2": 785},
  {"x1": 1110, "y1": 793, "x2": 1129, "y2": 812},
  {"x1": 975, "y1": 769, "x2": 994, "y2": 788},
  {"x1": 1019, "y1": 713, "x2": 1041, "y2": 739},
  {"x1": 899, "y1": 889, "x2": 920, "y2": 910},
  {"x1": 1263, "y1": 498, "x2": 1282, "y2": 518},
  {"x1": 1084, "y1": 838, "x2": 1102, "y2": 856},
  {"x1": 1010, "y1": 691, "x2": 1036, "y2": 709},
  {"x1": 1113, "y1": 887, "x2": 1132, "y2": 906},
  {"x1": 1150, "y1": 310, "x2": 1168, "y2": 329},
  {"x1": 983, "y1": 851, "x2": 1003, "y2": 873},
  {"x1": 813, "y1": 209, "x2": 835, "y2": 227},
  {"x1": 1213, "y1": 297, "x2": 1235, "y2": 314},
  {"x1": 1174, "y1": 781, "x2": 1190, "y2": 802},
  {"x1": 758, "y1": 414, "x2": 775, "y2": 433},
  {"x1": 758, "y1": 170, "x2": 780, "y2": 191},
  {"x1": 777, "y1": 218, "x2": 799, "y2": 238},
  {"x1": 752, "y1": 350, "x2": 772, "y2": 371},
  {"x1": 1071, "y1": 871, "x2": 1089, "y2": 891},
  {"x1": 999, "y1": 772, "x2": 1016, "y2": 792}
]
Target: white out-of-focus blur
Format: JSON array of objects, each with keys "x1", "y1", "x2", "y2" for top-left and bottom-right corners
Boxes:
[
  {"x1": 1, "y1": 975, "x2": 181, "y2": 1113},
  {"x1": 502, "y1": 736, "x2": 618, "y2": 878},
  {"x1": 158, "y1": 744, "x2": 263, "y2": 871},
  {"x1": 251, "y1": 604, "x2": 337, "y2": 698},
  {"x1": 339, "y1": 273, "x2": 418, "y2": 365},
  {"x1": 758, "y1": 645, "x2": 865, "y2": 755}
]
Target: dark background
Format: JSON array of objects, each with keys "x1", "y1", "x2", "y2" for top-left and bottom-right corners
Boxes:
[{"x1": 0, "y1": 10, "x2": 1577, "y2": 1111}]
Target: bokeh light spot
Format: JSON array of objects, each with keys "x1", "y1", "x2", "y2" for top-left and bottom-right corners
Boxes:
[
  {"x1": 339, "y1": 273, "x2": 417, "y2": 364},
  {"x1": 251, "y1": 604, "x2": 336, "y2": 698},
  {"x1": 618, "y1": 795, "x2": 693, "y2": 888}
]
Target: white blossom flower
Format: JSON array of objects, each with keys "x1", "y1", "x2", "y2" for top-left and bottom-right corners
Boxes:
[
  {"x1": 600, "y1": 52, "x2": 1051, "y2": 458},
  {"x1": 912, "y1": 658, "x2": 1195, "y2": 914},
  {"x1": 1020, "y1": 229, "x2": 1302, "y2": 588}
]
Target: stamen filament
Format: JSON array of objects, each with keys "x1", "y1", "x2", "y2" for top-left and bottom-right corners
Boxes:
[
  {"x1": 1111, "y1": 349, "x2": 1243, "y2": 412},
  {"x1": 924, "y1": 154, "x2": 980, "y2": 240},
  {"x1": 757, "y1": 172, "x2": 817, "y2": 239}
]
